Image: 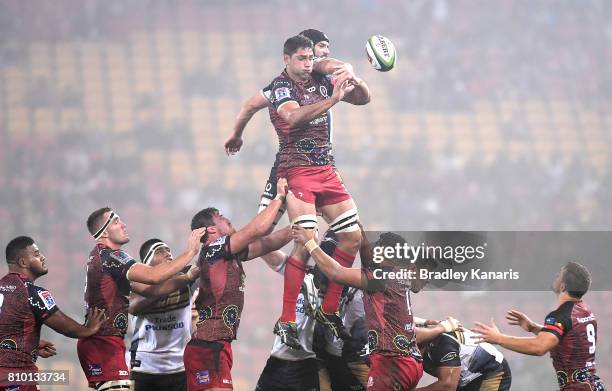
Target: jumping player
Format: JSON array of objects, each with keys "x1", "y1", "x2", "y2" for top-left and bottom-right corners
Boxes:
[
  {"x1": 0, "y1": 236, "x2": 106, "y2": 390},
  {"x1": 78, "y1": 207, "x2": 205, "y2": 391},
  {"x1": 270, "y1": 34, "x2": 371, "y2": 348},
  {"x1": 473, "y1": 262, "x2": 605, "y2": 390},
  {"x1": 185, "y1": 179, "x2": 293, "y2": 391}
]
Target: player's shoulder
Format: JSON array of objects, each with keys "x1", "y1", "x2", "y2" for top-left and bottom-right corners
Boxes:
[
  {"x1": 270, "y1": 71, "x2": 293, "y2": 88},
  {"x1": 204, "y1": 235, "x2": 231, "y2": 264}
]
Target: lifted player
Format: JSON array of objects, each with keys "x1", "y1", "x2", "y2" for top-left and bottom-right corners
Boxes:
[
  {"x1": 270, "y1": 34, "x2": 371, "y2": 348},
  {"x1": 0, "y1": 236, "x2": 105, "y2": 390},
  {"x1": 473, "y1": 262, "x2": 605, "y2": 391}
]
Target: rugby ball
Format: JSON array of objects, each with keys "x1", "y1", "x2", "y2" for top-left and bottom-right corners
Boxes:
[{"x1": 365, "y1": 35, "x2": 396, "y2": 72}]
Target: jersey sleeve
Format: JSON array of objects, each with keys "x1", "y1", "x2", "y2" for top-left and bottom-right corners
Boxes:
[
  {"x1": 541, "y1": 304, "x2": 573, "y2": 340},
  {"x1": 261, "y1": 82, "x2": 272, "y2": 101},
  {"x1": 100, "y1": 249, "x2": 137, "y2": 280},
  {"x1": 204, "y1": 236, "x2": 233, "y2": 265},
  {"x1": 429, "y1": 336, "x2": 461, "y2": 367},
  {"x1": 27, "y1": 284, "x2": 60, "y2": 323},
  {"x1": 362, "y1": 267, "x2": 387, "y2": 293},
  {"x1": 270, "y1": 79, "x2": 297, "y2": 110}
]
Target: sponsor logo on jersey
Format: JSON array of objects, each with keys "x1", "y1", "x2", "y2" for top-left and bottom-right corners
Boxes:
[
  {"x1": 306, "y1": 86, "x2": 316, "y2": 92},
  {"x1": 0, "y1": 285, "x2": 16, "y2": 292},
  {"x1": 274, "y1": 87, "x2": 291, "y2": 101},
  {"x1": 577, "y1": 313, "x2": 595, "y2": 323},
  {"x1": 119, "y1": 370, "x2": 129, "y2": 376},
  {"x1": 37, "y1": 290, "x2": 56, "y2": 310},
  {"x1": 367, "y1": 330, "x2": 379, "y2": 351},
  {"x1": 222, "y1": 379, "x2": 233, "y2": 384},
  {"x1": 440, "y1": 351, "x2": 458, "y2": 362},
  {"x1": 88, "y1": 364, "x2": 103, "y2": 377},
  {"x1": 196, "y1": 370, "x2": 210, "y2": 384},
  {"x1": 320, "y1": 86, "x2": 328, "y2": 97}
]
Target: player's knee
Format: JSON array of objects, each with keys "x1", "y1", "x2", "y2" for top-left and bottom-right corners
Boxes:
[
  {"x1": 94, "y1": 380, "x2": 132, "y2": 391},
  {"x1": 327, "y1": 208, "x2": 360, "y2": 249},
  {"x1": 292, "y1": 214, "x2": 317, "y2": 230}
]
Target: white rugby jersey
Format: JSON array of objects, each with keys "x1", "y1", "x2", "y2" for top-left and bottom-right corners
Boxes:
[{"x1": 127, "y1": 285, "x2": 194, "y2": 373}]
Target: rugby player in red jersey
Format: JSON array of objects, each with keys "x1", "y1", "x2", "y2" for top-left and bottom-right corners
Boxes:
[
  {"x1": 0, "y1": 236, "x2": 105, "y2": 390},
  {"x1": 473, "y1": 262, "x2": 605, "y2": 390},
  {"x1": 77, "y1": 207, "x2": 205, "y2": 391},
  {"x1": 268, "y1": 34, "x2": 371, "y2": 348},
  {"x1": 292, "y1": 225, "x2": 458, "y2": 391},
  {"x1": 185, "y1": 178, "x2": 293, "y2": 391}
]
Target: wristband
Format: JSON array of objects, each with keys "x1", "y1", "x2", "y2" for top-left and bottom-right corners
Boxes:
[
  {"x1": 304, "y1": 239, "x2": 318, "y2": 254},
  {"x1": 440, "y1": 317, "x2": 459, "y2": 333}
]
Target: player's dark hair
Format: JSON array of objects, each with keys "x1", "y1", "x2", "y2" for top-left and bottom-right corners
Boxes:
[
  {"x1": 6, "y1": 236, "x2": 35, "y2": 265},
  {"x1": 191, "y1": 207, "x2": 219, "y2": 230},
  {"x1": 562, "y1": 261, "x2": 591, "y2": 298},
  {"x1": 87, "y1": 206, "x2": 112, "y2": 236},
  {"x1": 284, "y1": 35, "x2": 313, "y2": 56},
  {"x1": 139, "y1": 238, "x2": 164, "y2": 263},
  {"x1": 299, "y1": 29, "x2": 329, "y2": 44}
]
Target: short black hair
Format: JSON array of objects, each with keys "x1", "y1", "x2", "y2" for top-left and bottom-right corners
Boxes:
[
  {"x1": 191, "y1": 207, "x2": 219, "y2": 230},
  {"x1": 139, "y1": 238, "x2": 164, "y2": 263},
  {"x1": 87, "y1": 207, "x2": 112, "y2": 236},
  {"x1": 562, "y1": 261, "x2": 591, "y2": 298},
  {"x1": 283, "y1": 35, "x2": 313, "y2": 56},
  {"x1": 299, "y1": 29, "x2": 329, "y2": 45},
  {"x1": 6, "y1": 236, "x2": 35, "y2": 265}
]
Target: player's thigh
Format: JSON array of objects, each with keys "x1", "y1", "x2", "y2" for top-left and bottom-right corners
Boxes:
[
  {"x1": 319, "y1": 198, "x2": 356, "y2": 222},
  {"x1": 318, "y1": 367, "x2": 332, "y2": 391},
  {"x1": 287, "y1": 191, "x2": 317, "y2": 221}
]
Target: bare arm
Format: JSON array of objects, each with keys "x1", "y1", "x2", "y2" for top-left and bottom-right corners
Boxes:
[
  {"x1": 342, "y1": 79, "x2": 371, "y2": 105},
  {"x1": 415, "y1": 318, "x2": 460, "y2": 345},
  {"x1": 129, "y1": 293, "x2": 160, "y2": 315},
  {"x1": 472, "y1": 319, "x2": 559, "y2": 356},
  {"x1": 229, "y1": 179, "x2": 288, "y2": 254},
  {"x1": 225, "y1": 92, "x2": 269, "y2": 155},
  {"x1": 127, "y1": 229, "x2": 204, "y2": 285},
  {"x1": 247, "y1": 226, "x2": 292, "y2": 260},
  {"x1": 44, "y1": 307, "x2": 106, "y2": 338},
  {"x1": 260, "y1": 250, "x2": 289, "y2": 272},
  {"x1": 130, "y1": 267, "x2": 198, "y2": 298},
  {"x1": 416, "y1": 367, "x2": 461, "y2": 391}
]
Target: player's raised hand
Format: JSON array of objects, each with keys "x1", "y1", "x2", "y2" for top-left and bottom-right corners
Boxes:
[
  {"x1": 37, "y1": 339, "x2": 57, "y2": 358},
  {"x1": 187, "y1": 228, "x2": 206, "y2": 254},
  {"x1": 331, "y1": 75, "x2": 351, "y2": 104},
  {"x1": 292, "y1": 225, "x2": 317, "y2": 245},
  {"x1": 506, "y1": 309, "x2": 536, "y2": 333},
  {"x1": 224, "y1": 135, "x2": 243, "y2": 156},
  {"x1": 276, "y1": 177, "x2": 288, "y2": 198},
  {"x1": 472, "y1": 318, "x2": 502, "y2": 344},
  {"x1": 84, "y1": 307, "x2": 107, "y2": 334}
]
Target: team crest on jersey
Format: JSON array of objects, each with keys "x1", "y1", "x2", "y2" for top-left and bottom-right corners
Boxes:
[
  {"x1": 393, "y1": 334, "x2": 411, "y2": 353},
  {"x1": 198, "y1": 306, "x2": 213, "y2": 324},
  {"x1": 196, "y1": 370, "x2": 210, "y2": 384},
  {"x1": 320, "y1": 86, "x2": 328, "y2": 97},
  {"x1": 367, "y1": 330, "x2": 379, "y2": 351},
  {"x1": 37, "y1": 290, "x2": 56, "y2": 310},
  {"x1": 274, "y1": 87, "x2": 291, "y2": 101},
  {"x1": 222, "y1": 305, "x2": 239, "y2": 329},
  {"x1": 114, "y1": 313, "x2": 128, "y2": 332},
  {"x1": 0, "y1": 339, "x2": 17, "y2": 350},
  {"x1": 295, "y1": 138, "x2": 317, "y2": 153},
  {"x1": 572, "y1": 368, "x2": 591, "y2": 383}
]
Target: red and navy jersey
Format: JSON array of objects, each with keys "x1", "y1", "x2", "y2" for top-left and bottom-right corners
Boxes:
[
  {"x1": 267, "y1": 70, "x2": 335, "y2": 175},
  {"x1": 84, "y1": 244, "x2": 136, "y2": 337},
  {"x1": 0, "y1": 273, "x2": 59, "y2": 367},
  {"x1": 193, "y1": 235, "x2": 247, "y2": 341},
  {"x1": 541, "y1": 300, "x2": 600, "y2": 378},
  {"x1": 361, "y1": 267, "x2": 420, "y2": 360}
]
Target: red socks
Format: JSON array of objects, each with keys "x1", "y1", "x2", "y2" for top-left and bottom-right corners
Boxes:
[
  {"x1": 321, "y1": 247, "x2": 355, "y2": 314},
  {"x1": 280, "y1": 257, "x2": 307, "y2": 322}
]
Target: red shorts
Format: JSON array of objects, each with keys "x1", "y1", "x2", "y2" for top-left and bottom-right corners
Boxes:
[
  {"x1": 184, "y1": 339, "x2": 233, "y2": 390},
  {"x1": 77, "y1": 335, "x2": 130, "y2": 386},
  {"x1": 0, "y1": 365, "x2": 39, "y2": 390},
  {"x1": 366, "y1": 353, "x2": 423, "y2": 391},
  {"x1": 286, "y1": 165, "x2": 351, "y2": 208}
]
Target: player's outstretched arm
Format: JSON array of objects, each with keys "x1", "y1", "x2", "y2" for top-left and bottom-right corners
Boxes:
[
  {"x1": 416, "y1": 367, "x2": 461, "y2": 391},
  {"x1": 472, "y1": 318, "x2": 559, "y2": 356},
  {"x1": 246, "y1": 226, "x2": 292, "y2": 261},
  {"x1": 127, "y1": 229, "x2": 205, "y2": 285},
  {"x1": 130, "y1": 266, "x2": 199, "y2": 299},
  {"x1": 506, "y1": 309, "x2": 543, "y2": 334},
  {"x1": 415, "y1": 317, "x2": 461, "y2": 344},
  {"x1": 44, "y1": 307, "x2": 106, "y2": 338},
  {"x1": 225, "y1": 92, "x2": 269, "y2": 155},
  {"x1": 292, "y1": 225, "x2": 363, "y2": 288},
  {"x1": 229, "y1": 178, "x2": 288, "y2": 254}
]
